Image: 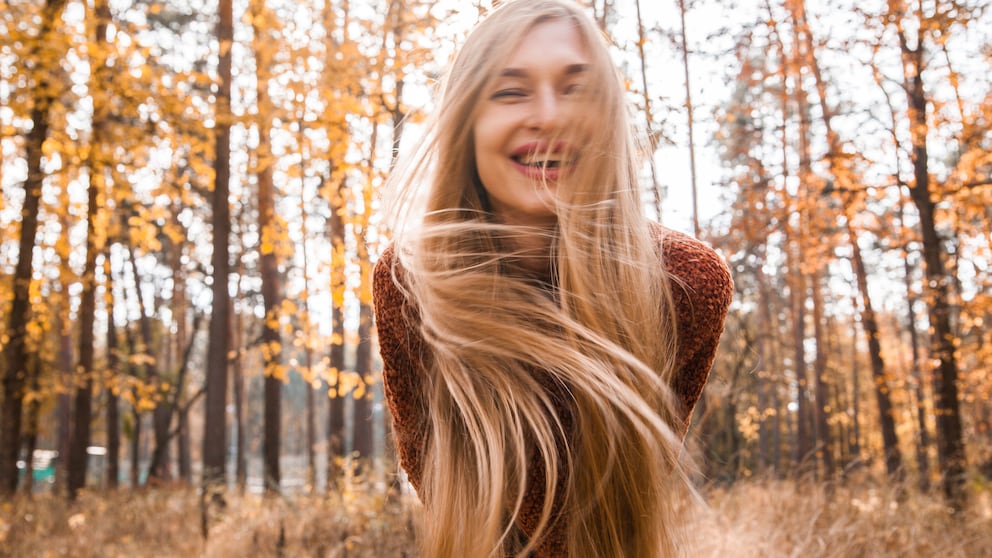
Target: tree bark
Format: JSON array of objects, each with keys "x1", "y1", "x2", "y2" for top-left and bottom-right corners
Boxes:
[
  {"x1": 894, "y1": 4, "x2": 967, "y2": 506},
  {"x1": 56, "y1": 307, "x2": 73, "y2": 494},
  {"x1": 68, "y1": 0, "x2": 112, "y2": 497},
  {"x1": 849, "y1": 227, "x2": 904, "y2": 480},
  {"x1": 327, "y1": 176, "x2": 348, "y2": 487},
  {"x1": 810, "y1": 273, "x2": 835, "y2": 478},
  {"x1": 105, "y1": 259, "x2": 120, "y2": 490},
  {"x1": 352, "y1": 296, "x2": 375, "y2": 473},
  {"x1": 899, "y1": 202, "x2": 931, "y2": 491},
  {"x1": 847, "y1": 296, "x2": 862, "y2": 467},
  {"x1": 23, "y1": 358, "x2": 41, "y2": 494},
  {"x1": 633, "y1": 0, "x2": 662, "y2": 218},
  {"x1": 252, "y1": 0, "x2": 282, "y2": 493},
  {"x1": 232, "y1": 298, "x2": 246, "y2": 492},
  {"x1": 676, "y1": 0, "x2": 700, "y2": 237},
  {"x1": 0, "y1": 0, "x2": 69, "y2": 495},
  {"x1": 203, "y1": 0, "x2": 234, "y2": 490},
  {"x1": 298, "y1": 130, "x2": 316, "y2": 493},
  {"x1": 124, "y1": 238, "x2": 171, "y2": 483}
]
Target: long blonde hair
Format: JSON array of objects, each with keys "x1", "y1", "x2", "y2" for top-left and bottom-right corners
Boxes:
[{"x1": 385, "y1": 1, "x2": 690, "y2": 556}]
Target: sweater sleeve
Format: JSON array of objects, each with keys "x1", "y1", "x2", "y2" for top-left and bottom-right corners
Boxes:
[
  {"x1": 373, "y1": 245, "x2": 429, "y2": 492},
  {"x1": 654, "y1": 226, "x2": 734, "y2": 435}
]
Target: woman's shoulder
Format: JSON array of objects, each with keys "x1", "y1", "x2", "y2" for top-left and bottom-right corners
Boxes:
[
  {"x1": 647, "y1": 221, "x2": 733, "y2": 334},
  {"x1": 373, "y1": 243, "x2": 411, "y2": 316}
]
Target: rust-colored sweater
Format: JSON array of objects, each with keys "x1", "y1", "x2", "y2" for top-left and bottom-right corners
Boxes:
[{"x1": 372, "y1": 224, "x2": 733, "y2": 557}]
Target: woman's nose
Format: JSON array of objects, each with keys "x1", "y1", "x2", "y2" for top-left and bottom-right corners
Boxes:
[{"x1": 527, "y1": 87, "x2": 563, "y2": 130}]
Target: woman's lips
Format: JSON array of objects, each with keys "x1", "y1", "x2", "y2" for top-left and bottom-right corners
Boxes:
[
  {"x1": 512, "y1": 158, "x2": 565, "y2": 181},
  {"x1": 510, "y1": 142, "x2": 575, "y2": 181}
]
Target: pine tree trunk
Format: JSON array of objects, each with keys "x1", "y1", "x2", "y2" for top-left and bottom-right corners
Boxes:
[
  {"x1": 252, "y1": 0, "x2": 282, "y2": 493},
  {"x1": 23, "y1": 360, "x2": 41, "y2": 494},
  {"x1": 847, "y1": 300, "x2": 862, "y2": 467},
  {"x1": 68, "y1": 101, "x2": 102, "y2": 499},
  {"x1": 352, "y1": 301, "x2": 375, "y2": 473},
  {"x1": 56, "y1": 312, "x2": 73, "y2": 494},
  {"x1": 178, "y1": 407, "x2": 192, "y2": 484},
  {"x1": 899, "y1": 24, "x2": 966, "y2": 507},
  {"x1": 0, "y1": 0, "x2": 68, "y2": 495},
  {"x1": 790, "y1": 254, "x2": 813, "y2": 472},
  {"x1": 106, "y1": 260, "x2": 120, "y2": 490},
  {"x1": 756, "y1": 270, "x2": 774, "y2": 474},
  {"x1": 633, "y1": 0, "x2": 662, "y2": 218},
  {"x1": 232, "y1": 300, "x2": 246, "y2": 492},
  {"x1": 810, "y1": 274, "x2": 834, "y2": 478},
  {"x1": 849, "y1": 227, "x2": 904, "y2": 480},
  {"x1": 676, "y1": 0, "x2": 700, "y2": 237},
  {"x1": 900, "y1": 211, "x2": 931, "y2": 490},
  {"x1": 327, "y1": 176, "x2": 348, "y2": 488},
  {"x1": 123, "y1": 325, "x2": 143, "y2": 487},
  {"x1": 125, "y1": 239, "x2": 170, "y2": 483},
  {"x1": 203, "y1": 0, "x2": 234, "y2": 489}
]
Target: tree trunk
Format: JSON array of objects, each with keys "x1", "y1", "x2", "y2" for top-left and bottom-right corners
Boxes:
[
  {"x1": 789, "y1": 245, "x2": 813, "y2": 472},
  {"x1": 296, "y1": 123, "x2": 316, "y2": 492},
  {"x1": 68, "y1": 0, "x2": 112, "y2": 497},
  {"x1": 900, "y1": 202, "x2": 931, "y2": 491},
  {"x1": 131, "y1": 413, "x2": 142, "y2": 487},
  {"x1": 126, "y1": 239, "x2": 171, "y2": 483},
  {"x1": 56, "y1": 311, "x2": 73, "y2": 494},
  {"x1": 0, "y1": 0, "x2": 69, "y2": 495},
  {"x1": 203, "y1": 0, "x2": 234, "y2": 490},
  {"x1": 847, "y1": 296, "x2": 862, "y2": 467},
  {"x1": 178, "y1": 407, "x2": 192, "y2": 484},
  {"x1": 232, "y1": 299, "x2": 246, "y2": 492},
  {"x1": 352, "y1": 300, "x2": 375, "y2": 473},
  {"x1": 898, "y1": 15, "x2": 966, "y2": 507},
  {"x1": 23, "y1": 358, "x2": 41, "y2": 494},
  {"x1": 810, "y1": 273, "x2": 834, "y2": 478},
  {"x1": 327, "y1": 177, "x2": 348, "y2": 487},
  {"x1": 676, "y1": 0, "x2": 700, "y2": 237},
  {"x1": 756, "y1": 269, "x2": 774, "y2": 474},
  {"x1": 849, "y1": 227, "x2": 904, "y2": 480},
  {"x1": 123, "y1": 324, "x2": 143, "y2": 487},
  {"x1": 106, "y1": 259, "x2": 120, "y2": 490},
  {"x1": 168, "y1": 227, "x2": 191, "y2": 486},
  {"x1": 633, "y1": 0, "x2": 662, "y2": 218},
  {"x1": 252, "y1": 0, "x2": 282, "y2": 494}
]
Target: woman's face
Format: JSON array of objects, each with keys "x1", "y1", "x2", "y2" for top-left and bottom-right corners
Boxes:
[{"x1": 473, "y1": 18, "x2": 591, "y2": 227}]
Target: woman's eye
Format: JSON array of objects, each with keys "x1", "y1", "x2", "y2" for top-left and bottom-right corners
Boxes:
[
  {"x1": 563, "y1": 83, "x2": 584, "y2": 95},
  {"x1": 492, "y1": 89, "x2": 526, "y2": 100}
]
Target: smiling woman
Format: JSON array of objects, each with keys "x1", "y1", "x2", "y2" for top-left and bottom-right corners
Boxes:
[
  {"x1": 373, "y1": 1, "x2": 733, "y2": 557},
  {"x1": 473, "y1": 18, "x2": 590, "y2": 229}
]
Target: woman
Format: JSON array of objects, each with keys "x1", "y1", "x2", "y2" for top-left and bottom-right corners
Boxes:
[{"x1": 373, "y1": 1, "x2": 733, "y2": 556}]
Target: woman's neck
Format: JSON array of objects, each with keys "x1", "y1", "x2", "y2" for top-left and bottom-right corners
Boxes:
[{"x1": 494, "y1": 213, "x2": 557, "y2": 279}]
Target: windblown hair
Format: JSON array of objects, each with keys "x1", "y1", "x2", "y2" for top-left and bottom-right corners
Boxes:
[{"x1": 384, "y1": 1, "x2": 690, "y2": 556}]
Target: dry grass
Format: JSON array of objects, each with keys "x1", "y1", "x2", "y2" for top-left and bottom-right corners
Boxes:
[
  {"x1": 686, "y1": 479, "x2": 992, "y2": 558},
  {"x1": 1, "y1": 479, "x2": 989, "y2": 557},
  {"x1": 0, "y1": 485, "x2": 419, "y2": 557}
]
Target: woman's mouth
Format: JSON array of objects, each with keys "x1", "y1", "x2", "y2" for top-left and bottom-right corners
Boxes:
[{"x1": 510, "y1": 143, "x2": 576, "y2": 179}]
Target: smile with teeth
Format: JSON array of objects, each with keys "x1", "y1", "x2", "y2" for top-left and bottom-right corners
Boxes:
[{"x1": 512, "y1": 153, "x2": 571, "y2": 168}]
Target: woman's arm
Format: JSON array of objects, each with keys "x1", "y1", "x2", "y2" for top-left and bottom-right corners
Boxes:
[
  {"x1": 655, "y1": 227, "x2": 734, "y2": 435},
  {"x1": 373, "y1": 245, "x2": 429, "y2": 492}
]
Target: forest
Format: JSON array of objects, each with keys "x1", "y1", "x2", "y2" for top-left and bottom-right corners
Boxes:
[{"x1": 1, "y1": 0, "x2": 991, "y2": 556}]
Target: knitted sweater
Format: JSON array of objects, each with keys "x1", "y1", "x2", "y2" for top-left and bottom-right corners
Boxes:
[{"x1": 372, "y1": 223, "x2": 734, "y2": 557}]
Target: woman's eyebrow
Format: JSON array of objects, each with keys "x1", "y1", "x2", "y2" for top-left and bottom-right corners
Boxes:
[
  {"x1": 498, "y1": 63, "x2": 589, "y2": 78},
  {"x1": 498, "y1": 68, "x2": 528, "y2": 78}
]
